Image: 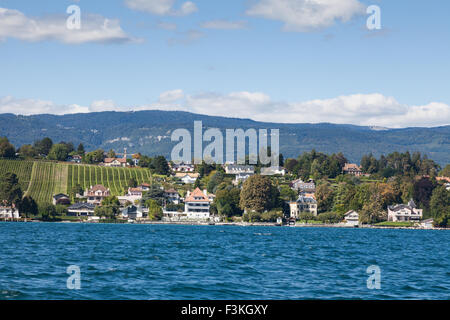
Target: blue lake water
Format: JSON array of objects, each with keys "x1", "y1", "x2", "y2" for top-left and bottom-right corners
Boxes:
[{"x1": 0, "y1": 222, "x2": 449, "y2": 300}]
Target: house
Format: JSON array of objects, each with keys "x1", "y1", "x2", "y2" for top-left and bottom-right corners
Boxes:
[
  {"x1": 387, "y1": 199, "x2": 423, "y2": 222},
  {"x1": 175, "y1": 172, "x2": 199, "y2": 184},
  {"x1": 342, "y1": 163, "x2": 363, "y2": 176},
  {"x1": 445, "y1": 183, "x2": 450, "y2": 191},
  {"x1": 344, "y1": 210, "x2": 359, "y2": 226},
  {"x1": 68, "y1": 155, "x2": 82, "y2": 163},
  {"x1": 436, "y1": 176, "x2": 450, "y2": 183},
  {"x1": 103, "y1": 158, "x2": 128, "y2": 167},
  {"x1": 128, "y1": 187, "x2": 143, "y2": 197},
  {"x1": 224, "y1": 164, "x2": 255, "y2": 175},
  {"x1": 164, "y1": 189, "x2": 180, "y2": 204},
  {"x1": 233, "y1": 172, "x2": 254, "y2": 185},
  {"x1": 0, "y1": 203, "x2": 20, "y2": 219},
  {"x1": 260, "y1": 166, "x2": 286, "y2": 176},
  {"x1": 118, "y1": 195, "x2": 141, "y2": 206},
  {"x1": 52, "y1": 193, "x2": 70, "y2": 205},
  {"x1": 290, "y1": 179, "x2": 316, "y2": 193},
  {"x1": 67, "y1": 203, "x2": 96, "y2": 216},
  {"x1": 121, "y1": 205, "x2": 143, "y2": 220},
  {"x1": 184, "y1": 188, "x2": 212, "y2": 220},
  {"x1": 420, "y1": 218, "x2": 434, "y2": 229},
  {"x1": 289, "y1": 195, "x2": 318, "y2": 218},
  {"x1": 172, "y1": 162, "x2": 195, "y2": 172},
  {"x1": 85, "y1": 185, "x2": 110, "y2": 205},
  {"x1": 139, "y1": 183, "x2": 151, "y2": 191}
]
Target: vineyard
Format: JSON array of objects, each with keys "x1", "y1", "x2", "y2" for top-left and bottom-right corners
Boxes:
[{"x1": 0, "y1": 159, "x2": 152, "y2": 205}]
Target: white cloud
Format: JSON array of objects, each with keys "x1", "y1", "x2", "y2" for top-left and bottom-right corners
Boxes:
[
  {"x1": 1, "y1": 92, "x2": 449, "y2": 128},
  {"x1": 201, "y1": 20, "x2": 247, "y2": 30},
  {"x1": 0, "y1": 7, "x2": 139, "y2": 44},
  {"x1": 125, "y1": 0, "x2": 198, "y2": 16},
  {"x1": 246, "y1": 0, "x2": 366, "y2": 32}
]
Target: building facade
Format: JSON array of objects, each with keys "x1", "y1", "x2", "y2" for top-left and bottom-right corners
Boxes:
[{"x1": 387, "y1": 199, "x2": 423, "y2": 222}]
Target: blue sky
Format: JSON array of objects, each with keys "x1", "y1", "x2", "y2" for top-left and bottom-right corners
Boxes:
[{"x1": 0, "y1": 0, "x2": 449, "y2": 127}]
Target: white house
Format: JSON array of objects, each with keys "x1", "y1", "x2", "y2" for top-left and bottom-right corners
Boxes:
[
  {"x1": 0, "y1": 204, "x2": 20, "y2": 219},
  {"x1": 233, "y1": 172, "x2": 254, "y2": 185},
  {"x1": 164, "y1": 188, "x2": 180, "y2": 204},
  {"x1": 290, "y1": 179, "x2": 316, "y2": 193},
  {"x1": 344, "y1": 210, "x2": 359, "y2": 226},
  {"x1": 387, "y1": 199, "x2": 423, "y2": 222},
  {"x1": 260, "y1": 166, "x2": 286, "y2": 176},
  {"x1": 175, "y1": 173, "x2": 199, "y2": 184},
  {"x1": 121, "y1": 205, "x2": 143, "y2": 220},
  {"x1": 224, "y1": 164, "x2": 255, "y2": 175},
  {"x1": 420, "y1": 218, "x2": 434, "y2": 229},
  {"x1": 103, "y1": 158, "x2": 128, "y2": 167},
  {"x1": 289, "y1": 195, "x2": 318, "y2": 218},
  {"x1": 172, "y1": 162, "x2": 195, "y2": 172},
  {"x1": 67, "y1": 203, "x2": 96, "y2": 216},
  {"x1": 184, "y1": 188, "x2": 212, "y2": 220},
  {"x1": 85, "y1": 185, "x2": 110, "y2": 205}
]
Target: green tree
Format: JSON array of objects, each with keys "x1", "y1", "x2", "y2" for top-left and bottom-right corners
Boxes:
[
  {"x1": 239, "y1": 175, "x2": 278, "y2": 213},
  {"x1": 40, "y1": 204, "x2": 58, "y2": 221},
  {"x1": 315, "y1": 181, "x2": 334, "y2": 213},
  {"x1": 215, "y1": 187, "x2": 242, "y2": 217},
  {"x1": 34, "y1": 137, "x2": 53, "y2": 156},
  {"x1": 429, "y1": 186, "x2": 450, "y2": 220},
  {"x1": 151, "y1": 156, "x2": 170, "y2": 175},
  {"x1": 83, "y1": 149, "x2": 105, "y2": 164},
  {"x1": 128, "y1": 177, "x2": 137, "y2": 188},
  {"x1": 18, "y1": 144, "x2": 38, "y2": 159},
  {"x1": 0, "y1": 172, "x2": 22, "y2": 206},
  {"x1": 0, "y1": 137, "x2": 15, "y2": 158},
  {"x1": 77, "y1": 143, "x2": 85, "y2": 155},
  {"x1": 47, "y1": 143, "x2": 70, "y2": 161},
  {"x1": 146, "y1": 199, "x2": 163, "y2": 220},
  {"x1": 17, "y1": 195, "x2": 38, "y2": 218}
]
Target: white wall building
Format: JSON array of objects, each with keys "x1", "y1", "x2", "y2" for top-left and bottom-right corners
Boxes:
[
  {"x1": 184, "y1": 188, "x2": 212, "y2": 220},
  {"x1": 0, "y1": 205, "x2": 20, "y2": 219},
  {"x1": 344, "y1": 210, "x2": 359, "y2": 226},
  {"x1": 387, "y1": 199, "x2": 423, "y2": 222}
]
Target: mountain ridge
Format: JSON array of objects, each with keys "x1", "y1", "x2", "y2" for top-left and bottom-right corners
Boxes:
[{"x1": 1, "y1": 110, "x2": 449, "y2": 165}]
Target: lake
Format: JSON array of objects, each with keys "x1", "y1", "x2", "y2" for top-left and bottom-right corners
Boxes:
[{"x1": 0, "y1": 222, "x2": 448, "y2": 300}]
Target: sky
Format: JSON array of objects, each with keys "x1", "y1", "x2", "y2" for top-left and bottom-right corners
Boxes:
[{"x1": 0, "y1": 0, "x2": 449, "y2": 128}]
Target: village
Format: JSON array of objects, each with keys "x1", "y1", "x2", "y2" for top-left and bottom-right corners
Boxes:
[{"x1": 1, "y1": 140, "x2": 448, "y2": 229}]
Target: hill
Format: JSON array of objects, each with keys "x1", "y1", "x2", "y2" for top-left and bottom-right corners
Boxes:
[
  {"x1": 0, "y1": 159, "x2": 151, "y2": 205},
  {"x1": 0, "y1": 111, "x2": 449, "y2": 165}
]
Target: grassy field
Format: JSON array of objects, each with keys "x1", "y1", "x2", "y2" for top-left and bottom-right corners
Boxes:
[
  {"x1": 0, "y1": 159, "x2": 152, "y2": 205},
  {"x1": 375, "y1": 221, "x2": 417, "y2": 227}
]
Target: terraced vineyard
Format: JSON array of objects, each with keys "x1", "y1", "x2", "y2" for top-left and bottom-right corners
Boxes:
[
  {"x1": 0, "y1": 159, "x2": 34, "y2": 192},
  {"x1": 67, "y1": 164, "x2": 151, "y2": 196},
  {"x1": 26, "y1": 162, "x2": 69, "y2": 205},
  {"x1": 0, "y1": 159, "x2": 152, "y2": 205}
]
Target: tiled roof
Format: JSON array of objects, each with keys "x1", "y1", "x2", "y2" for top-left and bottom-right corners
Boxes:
[
  {"x1": 104, "y1": 158, "x2": 127, "y2": 163},
  {"x1": 89, "y1": 184, "x2": 108, "y2": 192},
  {"x1": 185, "y1": 188, "x2": 209, "y2": 202}
]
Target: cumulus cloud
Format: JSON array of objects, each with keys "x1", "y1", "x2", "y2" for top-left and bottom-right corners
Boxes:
[
  {"x1": 201, "y1": 20, "x2": 247, "y2": 30},
  {"x1": 246, "y1": 0, "x2": 366, "y2": 32},
  {"x1": 125, "y1": 0, "x2": 198, "y2": 16},
  {"x1": 0, "y1": 7, "x2": 139, "y2": 44},
  {"x1": 1, "y1": 92, "x2": 449, "y2": 128}
]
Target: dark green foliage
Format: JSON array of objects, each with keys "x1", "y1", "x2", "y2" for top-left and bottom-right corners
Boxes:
[
  {"x1": 0, "y1": 172, "x2": 22, "y2": 206},
  {"x1": 0, "y1": 137, "x2": 15, "y2": 158}
]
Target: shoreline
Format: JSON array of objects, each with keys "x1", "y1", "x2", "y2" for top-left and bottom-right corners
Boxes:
[{"x1": 1, "y1": 219, "x2": 448, "y2": 230}]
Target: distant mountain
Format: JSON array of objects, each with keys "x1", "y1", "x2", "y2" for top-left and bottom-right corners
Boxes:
[{"x1": 0, "y1": 110, "x2": 449, "y2": 165}]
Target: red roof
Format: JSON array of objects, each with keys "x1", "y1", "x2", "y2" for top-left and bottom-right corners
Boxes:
[
  {"x1": 104, "y1": 158, "x2": 127, "y2": 163},
  {"x1": 185, "y1": 188, "x2": 209, "y2": 202}
]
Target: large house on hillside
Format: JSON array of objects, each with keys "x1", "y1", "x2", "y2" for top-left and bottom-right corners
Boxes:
[
  {"x1": 52, "y1": 193, "x2": 70, "y2": 205},
  {"x1": 102, "y1": 158, "x2": 128, "y2": 167},
  {"x1": 172, "y1": 162, "x2": 195, "y2": 172},
  {"x1": 85, "y1": 185, "x2": 110, "y2": 205},
  {"x1": 290, "y1": 179, "x2": 316, "y2": 193},
  {"x1": 342, "y1": 163, "x2": 363, "y2": 176},
  {"x1": 184, "y1": 188, "x2": 213, "y2": 220},
  {"x1": 388, "y1": 199, "x2": 423, "y2": 222},
  {"x1": 175, "y1": 172, "x2": 199, "y2": 184}
]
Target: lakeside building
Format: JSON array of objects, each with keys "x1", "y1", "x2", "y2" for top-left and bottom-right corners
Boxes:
[
  {"x1": 0, "y1": 203, "x2": 20, "y2": 219},
  {"x1": 121, "y1": 205, "x2": 144, "y2": 220},
  {"x1": 175, "y1": 172, "x2": 199, "y2": 184},
  {"x1": 52, "y1": 193, "x2": 70, "y2": 205},
  {"x1": 184, "y1": 188, "x2": 212, "y2": 220},
  {"x1": 85, "y1": 185, "x2": 111, "y2": 205},
  {"x1": 420, "y1": 218, "x2": 434, "y2": 229},
  {"x1": 387, "y1": 199, "x2": 423, "y2": 222},
  {"x1": 342, "y1": 163, "x2": 363, "y2": 176},
  {"x1": 260, "y1": 166, "x2": 286, "y2": 176},
  {"x1": 224, "y1": 164, "x2": 255, "y2": 175},
  {"x1": 128, "y1": 187, "x2": 143, "y2": 197},
  {"x1": 289, "y1": 195, "x2": 318, "y2": 218},
  {"x1": 67, "y1": 203, "x2": 95, "y2": 216},
  {"x1": 344, "y1": 210, "x2": 360, "y2": 226},
  {"x1": 138, "y1": 183, "x2": 151, "y2": 191},
  {"x1": 290, "y1": 179, "x2": 316, "y2": 193}
]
